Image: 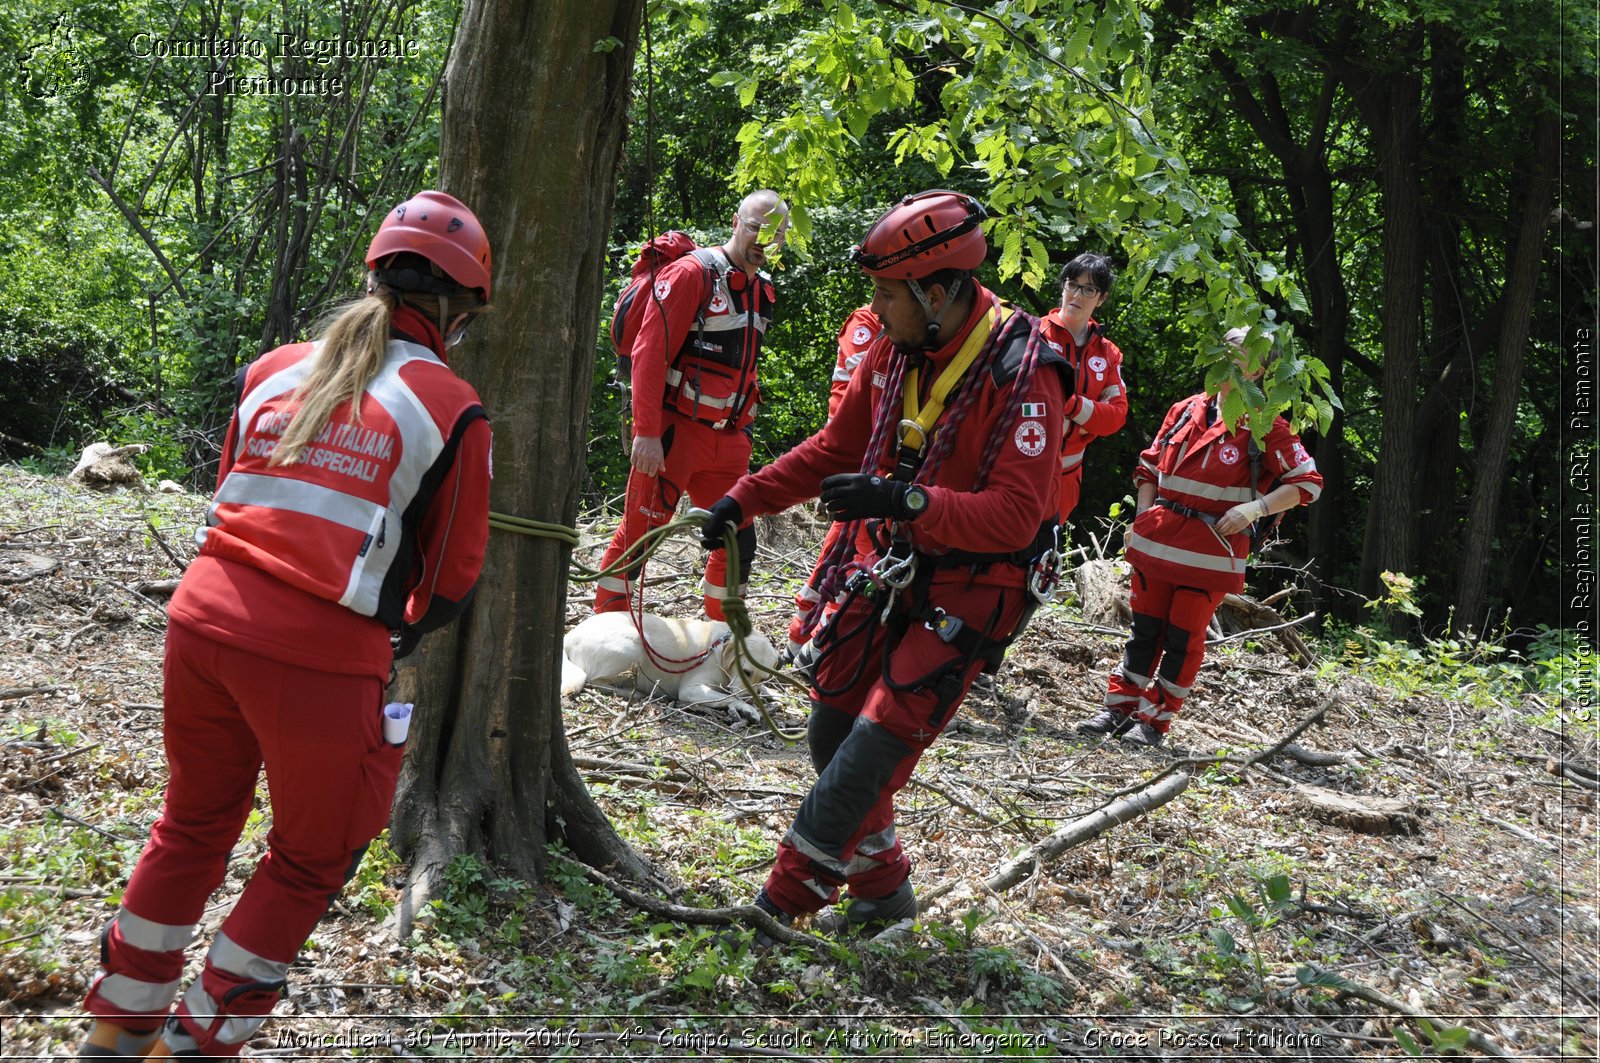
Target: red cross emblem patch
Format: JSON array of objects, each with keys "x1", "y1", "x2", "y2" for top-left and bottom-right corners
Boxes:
[
  {"x1": 1218, "y1": 442, "x2": 1241, "y2": 465},
  {"x1": 707, "y1": 291, "x2": 729, "y2": 314},
  {"x1": 851, "y1": 325, "x2": 872, "y2": 346},
  {"x1": 653, "y1": 278, "x2": 671, "y2": 300},
  {"x1": 1014, "y1": 419, "x2": 1048, "y2": 457}
]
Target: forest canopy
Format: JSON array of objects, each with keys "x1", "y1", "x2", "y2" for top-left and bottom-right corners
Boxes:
[{"x1": 1, "y1": 0, "x2": 1593, "y2": 639}]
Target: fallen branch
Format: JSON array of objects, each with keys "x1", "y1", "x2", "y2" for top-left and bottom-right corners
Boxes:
[
  {"x1": 1302, "y1": 963, "x2": 1515, "y2": 1058},
  {"x1": 919, "y1": 770, "x2": 1191, "y2": 909},
  {"x1": 144, "y1": 517, "x2": 190, "y2": 573},
  {"x1": 0, "y1": 685, "x2": 69, "y2": 702},
  {"x1": 1215, "y1": 592, "x2": 1317, "y2": 665}
]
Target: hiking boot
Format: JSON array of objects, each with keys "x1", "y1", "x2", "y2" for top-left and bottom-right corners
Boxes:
[
  {"x1": 1121, "y1": 722, "x2": 1166, "y2": 748},
  {"x1": 788, "y1": 640, "x2": 820, "y2": 679},
  {"x1": 1076, "y1": 709, "x2": 1135, "y2": 737},
  {"x1": 811, "y1": 881, "x2": 917, "y2": 937},
  {"x1": 144, "y1": 1016, "x2": 214, "y2": 1061},
  {"x1": 78, "y1": 1021, "x2": 161, "y2": 1062},
  {"x1": 716, "y1": 888, "x2": 792, "y2": 951}
]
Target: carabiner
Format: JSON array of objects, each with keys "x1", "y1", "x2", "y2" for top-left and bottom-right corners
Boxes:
[{"x1": 875, "y1": 549, "x2": 918, "y2": 590}]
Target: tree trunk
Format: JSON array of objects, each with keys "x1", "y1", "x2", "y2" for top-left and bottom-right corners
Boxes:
[
  {"x1": 1210, "y1": 51, "x2": 1355, "y2": 609},
  {"x1": 387, "y1": 0, "x2": 649, "y2": 919},
  {"x1": 1357, "y1": 64, "x2": 1425, "y2": 606},
  {"x1": 1453, "y1": 108, "x2": 1560, "y2": 633},
  {"x1": 1414, "y1": 29, "x2": 1467, "y2": 623}
]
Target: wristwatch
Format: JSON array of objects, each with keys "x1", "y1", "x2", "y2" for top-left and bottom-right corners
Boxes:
[{"x1": 901, "y1": 484, "x2": 930, "y2": 517}]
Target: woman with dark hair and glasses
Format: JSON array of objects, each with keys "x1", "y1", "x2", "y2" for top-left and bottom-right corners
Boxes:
[{"x1": 1038, "y1": 253, "x2": 1129, "y2": 524}]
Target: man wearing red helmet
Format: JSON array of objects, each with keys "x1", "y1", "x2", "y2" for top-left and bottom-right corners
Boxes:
[
  {"x1": 593, "y1": 189, "x2": 788, "y2": 621},
  {"x1": 78, "y1": 192, "x2": 494, "y2": 1060},
  {"x1": 700, "y1": 190, "x2": 1073, "y2": 937}
]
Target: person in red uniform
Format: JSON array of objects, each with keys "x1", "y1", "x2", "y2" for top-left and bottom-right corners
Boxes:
[
  {"x1": 78, "y1": 192, "x2": 494, "y2": 1060},
  {"x1": 1037, "y1": 253, "x2": 1129, "y2": 523},
  {"x1": 700, "y1": 190, "x2": 1071, "y2": 935},
  {"x1": 593, "y1": 190, "x2": 788, "y2": 621},
  {"x1": 786, "y1": 304, "x2": 881, "y2": 660},
  {"x1": 1079, "y1": 327, "x2": 1323, "y2": 747}
]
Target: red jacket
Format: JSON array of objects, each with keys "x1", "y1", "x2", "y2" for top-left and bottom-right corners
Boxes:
[
  {"x1": 1126, "y1": 392, "x2": 1323, "y2": 592},
  {"x1": 169, "y1": 305, "x2": 492, "y2": 677},
  {"x1": 828, "y1": 306, "x2": 881, "y2": 419},
  {"x1": 1038, "y1": 311, "x2": 1128, "y2": 477},
  {"x1": 729, "y1": 285, "x2": 1067, "y2": 588},
  {"x1": 628, "y1": 249, "x2": 775, "y2": 437}
]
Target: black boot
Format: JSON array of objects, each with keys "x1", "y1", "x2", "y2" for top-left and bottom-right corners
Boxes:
[
  {"x1": 1076, "y1": 709, "x2": 1135, "y2": 737},
  {"x1": 811, "y1": 881, "x2": 917, "y2": 937}
]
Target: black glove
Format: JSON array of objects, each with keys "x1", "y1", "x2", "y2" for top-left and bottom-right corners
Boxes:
[
  {"x1": 392, "y1": 624, "x2": 423, "y2": 660},
  {"x1": 818, "y1": 474, "x2": 924, "y2": 522},
  {"x1": 700, "y1": 496, "x2": 743, "y2": 552}
]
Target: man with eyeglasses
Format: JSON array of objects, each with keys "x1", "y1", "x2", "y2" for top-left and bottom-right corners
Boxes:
[
  {"x1": 593, "y1": 189, "x2": 789, "y2": 620},
  {"x1": 1038, "y1": 253, "x2": 1129, "y2": 525}
]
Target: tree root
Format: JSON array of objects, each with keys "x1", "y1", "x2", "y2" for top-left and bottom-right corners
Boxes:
[{"x1": 575, "y1": 861, "x2": 817, "y2": 947}]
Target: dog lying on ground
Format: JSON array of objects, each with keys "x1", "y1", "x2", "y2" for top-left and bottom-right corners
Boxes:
[{"x1": 559, "y1": 612, "x2": 782, "y2": 725}]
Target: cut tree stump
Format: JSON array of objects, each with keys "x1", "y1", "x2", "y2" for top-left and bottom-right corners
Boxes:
[
  {"x1": 1216, "y1": 592, "x2": 1316, "y2": 665},
  {"x1": 1073, "y1": 558, "x2": 1131, "y2": 627},
  {"x1": 1294, "y1": 784, "x2": 1421, "y2": 835}
]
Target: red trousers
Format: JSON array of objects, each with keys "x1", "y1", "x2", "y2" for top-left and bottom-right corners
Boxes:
[
  {"x1": 84, "y1": 623, "x2": 398, "y2": 1054},
  {"x1": 1104, "y1": 567, "x2": 1224, "y2": 733},
  {"x1": 764, "y1": 575, "x2": 1027, "y2": 916},
  {"x1": 786, "y1": 521, "x2": 847, "y2": 654},
  {"x1": 594, "y1": 412, "x2": 754, "y2": 620}
]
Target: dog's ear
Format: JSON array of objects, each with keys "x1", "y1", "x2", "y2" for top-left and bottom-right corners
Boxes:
[{"x1": 716, "y1": 635, "x2": 741, "y2": 677}]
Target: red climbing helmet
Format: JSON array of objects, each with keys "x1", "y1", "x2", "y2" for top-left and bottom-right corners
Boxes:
[
  {"x1": 849, "y1": 190, "x2": 988, "y2": 280},
  {"x1": 366, "y1": 191, "x2": 493, "y2": 301}
]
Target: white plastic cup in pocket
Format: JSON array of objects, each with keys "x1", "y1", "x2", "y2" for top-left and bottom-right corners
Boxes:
[{"x1": 382, "y1": 702, "x2": 413, "y2": 745}]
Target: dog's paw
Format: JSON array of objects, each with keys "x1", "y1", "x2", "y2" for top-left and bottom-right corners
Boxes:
[{"x1": 724, "y1": 699, "x2": 763, "y2": 727}]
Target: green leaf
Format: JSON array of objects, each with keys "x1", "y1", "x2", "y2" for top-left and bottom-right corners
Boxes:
[
  {"x1": 1393, "y1": 1029, "x2": 1424, "y2": 1057},
  {"x1": 592, "y1": 35, "x2": 623, "y2": 53}
]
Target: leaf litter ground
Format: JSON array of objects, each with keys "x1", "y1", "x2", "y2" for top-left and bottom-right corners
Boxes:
[{"x1": 0, "y1": 467, "x2": 1593, "y2": 1058}]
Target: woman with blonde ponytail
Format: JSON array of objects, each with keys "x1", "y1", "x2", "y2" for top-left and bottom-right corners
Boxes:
[{"x1": 80, "y1": 192, "x2": 495, "y2": 1061}]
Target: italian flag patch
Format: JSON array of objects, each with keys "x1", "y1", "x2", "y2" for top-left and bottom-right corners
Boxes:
[{"x1": 1020, "y1": 402, "x2": 1046, "y2": 418}]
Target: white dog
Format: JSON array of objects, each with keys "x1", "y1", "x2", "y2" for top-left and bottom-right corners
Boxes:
[{"x1": 560, "y1": 612, "x2": 782, "y2": 724}]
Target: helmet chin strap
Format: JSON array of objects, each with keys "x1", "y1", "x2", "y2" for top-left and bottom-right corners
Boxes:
[{"x1": 906, "y1": 274, "x2": 965, "y2": 354}]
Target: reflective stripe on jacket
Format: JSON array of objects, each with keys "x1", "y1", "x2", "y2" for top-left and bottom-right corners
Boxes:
[
  {"x1": 1124, "y1": 392, "x2": 1323, "y2": 592},
  {"x1": 198, "y1": 336, "x2": 487, "y2": 626},
  {"x1": 662, "y1": 250, "x2": 773, "y2": 430}
]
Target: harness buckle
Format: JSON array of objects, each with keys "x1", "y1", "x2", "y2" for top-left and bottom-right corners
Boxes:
[
  {"x1": 896, "y1": 419, "x2": 930, "y2": 454},
  {"x1": 925, "y1": 607, "x2": 964, "y2": 643}
]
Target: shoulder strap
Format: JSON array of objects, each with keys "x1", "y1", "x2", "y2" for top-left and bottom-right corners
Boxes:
[
  {"x1": 1158, "y1": 402, "x2": 1198, "y2": 448},
  {"x1": 901, "y1": 303, "x2": 1009, "y2": 453}
]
